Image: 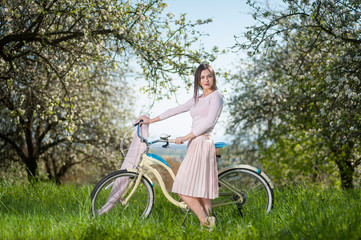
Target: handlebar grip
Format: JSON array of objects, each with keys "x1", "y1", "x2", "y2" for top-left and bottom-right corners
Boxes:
[
  {"x1": 168, "y1": 139, "x2": 176, "y2": 143},
  {"x1": 134, "y1": 119, "x2": 144, "y2": 126}
]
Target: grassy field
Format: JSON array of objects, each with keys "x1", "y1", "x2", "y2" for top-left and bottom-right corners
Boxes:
[{"x1": 0, "y1": 180, "x2": 360, "y2": 240}]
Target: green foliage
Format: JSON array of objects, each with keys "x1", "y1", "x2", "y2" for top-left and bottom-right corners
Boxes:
[
  {"x1": 229, "y1": 0, "x2": 361, "y2": 188},
  {"x1": 259, "y1": 131, "x2": 340, "y2": 186},
  {"x1": 1, "y1": 182, "x2": 360, "y2": 239}
]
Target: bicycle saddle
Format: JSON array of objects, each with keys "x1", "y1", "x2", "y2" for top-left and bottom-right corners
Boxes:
[{"x1": 215, "y1": 142, "x2": 227, "y2": 149}]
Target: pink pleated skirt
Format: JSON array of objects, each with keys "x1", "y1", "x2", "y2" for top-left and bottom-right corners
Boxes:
[{"x1": 171, "y1": 135, "x2": 218, "y2": 199}]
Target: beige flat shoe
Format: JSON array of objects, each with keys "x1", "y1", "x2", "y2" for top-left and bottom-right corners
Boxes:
[{"x1": 201, "y1": 216, "x2": 216, "y2": 231}]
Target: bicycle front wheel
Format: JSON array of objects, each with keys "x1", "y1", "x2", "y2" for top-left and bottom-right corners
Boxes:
[
  {"x1": 91, "y1": 170, "x2": 155, "y2": 218},
  {"x1": 216, "y1": 167, "x2": 274, "y2": 216}
]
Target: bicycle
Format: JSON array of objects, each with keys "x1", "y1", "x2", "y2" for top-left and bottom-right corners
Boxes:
[{"x1": 90, "y1": 121, "x2": 274, "y2": 221}]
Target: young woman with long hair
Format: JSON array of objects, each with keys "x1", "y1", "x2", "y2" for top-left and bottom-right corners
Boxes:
[{"x1": 141, "y1": 63, "x2": 223, "y2": 229}]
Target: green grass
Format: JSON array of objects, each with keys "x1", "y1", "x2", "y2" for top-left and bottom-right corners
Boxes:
[{"x1": 0, "y1": 181, "x2": 360, "y2": 239}]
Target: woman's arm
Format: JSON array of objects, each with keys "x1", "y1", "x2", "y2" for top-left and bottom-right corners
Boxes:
[
  {"x1": 175, "y1": 132, "x2": 196, "y2": 144},
  {"x1": 140, "y1": 97, "x2": 194, "y2": 125},
  {"x1": 141, "y1": 116, "x2": 160, "y2": 125},
  {"x1": 158, "y1": 97, "x2": 194, "y2": 120}
]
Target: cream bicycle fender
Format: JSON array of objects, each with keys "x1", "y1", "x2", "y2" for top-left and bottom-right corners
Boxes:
[
  {"x1": 218, "y1": 164, "x2": 275, "y2": 189},
  {"x1": 125, "y1": 168, "x2": 154, "y2": 187}
]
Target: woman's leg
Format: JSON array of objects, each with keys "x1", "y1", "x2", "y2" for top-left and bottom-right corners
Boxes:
[
  {"x1": 178, "y1": 194, "x2": 208, "y2": 223},
  {"x1": 199, "y1": 198, "x2": 212, "y2": 216},
  {"x1": 199, "y1": 198, "x2": 215, "y2": 230}
]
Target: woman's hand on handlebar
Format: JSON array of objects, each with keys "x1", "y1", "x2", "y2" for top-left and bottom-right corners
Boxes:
[
  {"x1": 139, "y1": 115, "x2": 151, "y2": 124},
  {"x1": 136, "y1": 115, "x2": 160, "y2": 125},
  {"x1": 175, "y1": 136, "x2": 186, "y2": 144},
  {"x1": 174, "y1": 133, "x2": 195, "y2": 144}
]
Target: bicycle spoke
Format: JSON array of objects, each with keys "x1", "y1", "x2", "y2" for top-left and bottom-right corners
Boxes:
[{"x1": 248, "y1": 179, "x2": 263, "y2": 189}]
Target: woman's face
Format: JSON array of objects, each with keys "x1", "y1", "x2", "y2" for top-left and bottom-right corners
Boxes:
[{"x1": 199, "y1": 69, "x2": 213, "y2": 90}]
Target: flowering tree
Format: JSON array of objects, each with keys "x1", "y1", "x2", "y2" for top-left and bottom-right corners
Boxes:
[
  {"x1": 229, "y1": 0, "x2": 361, "y2": 188},
  {"x1": 0, "y1": 0, "x2": 214, "y2": 181}
]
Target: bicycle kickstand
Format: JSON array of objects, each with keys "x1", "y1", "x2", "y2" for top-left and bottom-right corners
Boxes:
[{"x1": 181, "y1": 208, "x2": 191, "y2": 227}]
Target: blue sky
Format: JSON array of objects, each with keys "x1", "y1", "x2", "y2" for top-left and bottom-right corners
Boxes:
[
  {"x1": 166, "y1": 0, "x2": 255, "y2": 69},
  {"x1": 136, "y1": 0, "x2": 257, "y2": 142}
]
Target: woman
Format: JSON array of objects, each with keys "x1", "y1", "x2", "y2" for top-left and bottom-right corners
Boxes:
[{"x1": 141, "y1": 63, "x2": 223, "y2": 229}]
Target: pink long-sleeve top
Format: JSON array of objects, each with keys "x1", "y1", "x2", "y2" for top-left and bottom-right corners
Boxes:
[{"x1": 159, "y1": 90, "x2": 223, "y2": 136}]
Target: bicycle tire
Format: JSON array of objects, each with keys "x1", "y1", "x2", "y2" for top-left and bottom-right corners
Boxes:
[
  {"x1": 90, "y1": 170, "x2": 155, "y2": 218},
  {"x1": 216, "y1": 167, "x2": 274, "y2": 216}
]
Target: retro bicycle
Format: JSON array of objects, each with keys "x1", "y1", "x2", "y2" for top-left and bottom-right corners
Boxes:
[{"x1": 90, "y1": 121, "x2": 274, "y2": 220}]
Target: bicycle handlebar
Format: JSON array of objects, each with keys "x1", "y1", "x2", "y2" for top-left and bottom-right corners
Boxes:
[
  {"x1": 135, "y1": 120, "x2": 148, "y2": 144},
  {"x1": 135, "y1": 120, "x2": 174, "y2": 146}
]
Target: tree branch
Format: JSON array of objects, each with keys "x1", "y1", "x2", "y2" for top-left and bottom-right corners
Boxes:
[
  {"x1": 40, "y1": 138, "x2": 67, "y2": 155},
  {"x1": 0, "y1": 132, "x2": 26, "y2": 161}
]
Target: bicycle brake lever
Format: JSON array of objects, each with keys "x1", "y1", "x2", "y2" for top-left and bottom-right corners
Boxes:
[{"x1": 162, "y1": 142, "x2": 169, "y2": 148}]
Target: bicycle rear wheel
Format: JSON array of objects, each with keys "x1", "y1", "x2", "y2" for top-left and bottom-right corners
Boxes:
[
  {"x1": 91, "y1": 170, "x2": 155, "y2": 218},
  {"x1": 215, "y1": 167, "x2": 274, "y2": 217}
]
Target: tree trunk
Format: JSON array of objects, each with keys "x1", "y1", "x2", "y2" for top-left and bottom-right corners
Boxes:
[
  {"x1": 335, "y1": 159, "x2": 354, "y2": 189},
  {"x1": 55, "y1": 163, "x2": 71, "y2": 184},
  {"x1": 330, "y1": 141, "x2": 355, "y2": 189},
  {"x1": 44, "y1": 156, "x2": 55, "y2": 181},
  {"x1": 25, "y1": 156, "x2": 39, "y2": 181}
]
